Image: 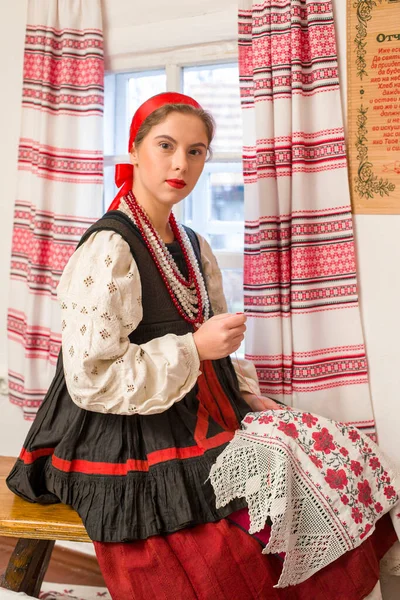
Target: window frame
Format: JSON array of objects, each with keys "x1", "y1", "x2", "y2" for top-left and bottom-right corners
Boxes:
[{"x1": 104, "y1": 44, "x2": 244, "y2": 271}]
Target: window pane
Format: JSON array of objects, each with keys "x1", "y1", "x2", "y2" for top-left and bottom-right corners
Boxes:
[
  {"x1": 104, "y1": 74, "x2": 116, "y2": 156},
  {"x1": 209, "y1": 233, "x2": 243, "y2": 252},
  {"x1": 104, "y1": 165, "x2": 117, "y2": 212},
  {"x1": 114, "y1": 70, "x2": 166, "y2": 155},
  {"x1": 184, "y1": 194, "x2": 193, "y2": 222},
  {"x1": 182, "y1": 162, "x2": 244, "y2": 242},
  {"x1": 221, "y1": 269, "x2": 244, "y2": 314},
  {"x1": 183, "y1": 64, "x2": 242, "y2": 153},
  {"x1": 127, "y1": 71, "x2": 166, "y2": 120},
  {"x1": 210, "y1": 172, "x2": 244, "y2": 222}
]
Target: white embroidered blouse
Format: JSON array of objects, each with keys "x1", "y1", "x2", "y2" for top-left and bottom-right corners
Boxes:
[{"x1": 57, "y1": 221, "x2": 261, "y2": 415}]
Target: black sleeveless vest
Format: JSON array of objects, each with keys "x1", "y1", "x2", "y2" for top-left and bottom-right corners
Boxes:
[
  {"x1": 78, "y1": 210, "x2": 202, "y2": 344},
  {"x1": 6, "y1": 210, "x2": 250, "y2": 542}
]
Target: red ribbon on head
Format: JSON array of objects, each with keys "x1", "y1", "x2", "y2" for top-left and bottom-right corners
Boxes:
[{"x1": 107, "y1": 92, "x2": 202, "y2": 212}]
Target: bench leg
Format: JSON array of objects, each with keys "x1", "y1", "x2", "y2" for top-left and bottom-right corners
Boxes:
[{"x1": 0, "y1": 538, "x2": 55, "y2": 597}]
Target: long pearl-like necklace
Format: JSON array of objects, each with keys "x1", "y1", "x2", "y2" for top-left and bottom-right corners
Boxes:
[{"x1": 123, "y1": 191, "x2": 210, "y2": 326}]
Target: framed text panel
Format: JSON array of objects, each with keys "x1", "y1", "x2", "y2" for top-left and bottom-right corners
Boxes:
[{"x1": 347, "y1": 0, "x2": 400, "y2": 213}]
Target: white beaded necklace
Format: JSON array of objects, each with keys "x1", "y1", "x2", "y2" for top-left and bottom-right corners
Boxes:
[{"x1": 120, "y1": 194, "x2": 210, "y2": 326}]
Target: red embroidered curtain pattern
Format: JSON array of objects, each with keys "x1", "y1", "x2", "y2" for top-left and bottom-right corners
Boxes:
[
  {"x1": 238, "y1": 0, "x2": 375, "y2": 435},
  {"x1": 7, "y1": 0, "x2": 104, "y2": 419}
]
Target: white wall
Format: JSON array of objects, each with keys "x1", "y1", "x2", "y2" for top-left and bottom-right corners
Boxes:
[
  {"x1": 102, "y1": 0, "x2": 238, "y2": 65},
  {"x1": 0, "y1": 1, "x2": 399, "y2": 467}
]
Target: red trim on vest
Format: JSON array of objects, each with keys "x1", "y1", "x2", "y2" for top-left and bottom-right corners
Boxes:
[
  {"x1": 193, "y1": 401, "x2": 211, "y2": 448},
  {"x1": 19, "y1": 359, "x2": 241, "y2": 475},
  {"x1": 199, "y1": 360, "x2": 240, "y2": 432},
  {"x1": 19, "y1": 447, "x2": 55, "y2": 464},
  {"x1": 51, "y1": 455, "x2": 148, "y2": 474},
  {"x1": 45, "y1": 431, "x2": 234, "y2": 475}
]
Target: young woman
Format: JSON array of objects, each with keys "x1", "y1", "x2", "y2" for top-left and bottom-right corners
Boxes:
[{"x1": 7, "y1": 93, "x2": 396, "y2": 599}]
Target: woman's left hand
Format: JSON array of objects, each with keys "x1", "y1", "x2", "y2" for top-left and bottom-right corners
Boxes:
[{"x1": 241, "y1": 392, "x2": 280, "y2": 412}]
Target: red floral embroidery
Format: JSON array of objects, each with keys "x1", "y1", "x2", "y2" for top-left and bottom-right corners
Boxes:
[
  {"x1": 244, "y1": 416, "x2": 254, "y2": 424},
  {"x1": 360, "y1": 523, "x2": 373, "y2": 540},
  {"x1": 325, "y1": 469, "x2": 348, "y2": 490},
  {"x1": 259, "y1": 414, "x2": 274, "y2": 424},
  {"x1": 384, "y1": 486, "x2": 396, "y2": 500},
  {"x1": 351, "y1": 507, "x2": 363, "y2": 524},
  {"x1": 247, "y1": 407, "x2": 398, "y2": 540},
  {"x1": 278, "y1": 421, "x2": 299, "y2": 438},
  {"x1": 312, "y1": 428, "x2": 335, "y2": 454},
  {"x1": 369, "y1": 457, "x2": 380, "y2": 470},
  {"x1": 357, "y1": 480, "x2": 373, "y2": 506},
  {"x1": 301, "y1": 413, "x2": 318, "y2": 428},
  {"x1": 348, "y1": 430, "x2": 360, "y2": 442},
  {"x1": 350, "y1": 460, "x2": 363, "y2": 476},
  {"x1": 309, "y1": 454, "x2": 323, "y2": 469}
]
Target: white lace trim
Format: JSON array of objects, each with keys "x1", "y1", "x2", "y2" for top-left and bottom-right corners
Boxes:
[{"x1": 209, "y1": 409, "x2": 400, "y2": 588}]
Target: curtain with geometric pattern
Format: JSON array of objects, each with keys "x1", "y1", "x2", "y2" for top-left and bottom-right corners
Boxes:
[
  {"x1": 7, "y1": 0, "x2": 104, "y2": 419},
  {"x1": 238, "y1": 0, "x2": 376, "y2": 437}
]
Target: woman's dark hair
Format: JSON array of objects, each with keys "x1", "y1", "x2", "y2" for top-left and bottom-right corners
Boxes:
[{"x1": 133, "y1": 103, "x2": 215, "y2": 159}]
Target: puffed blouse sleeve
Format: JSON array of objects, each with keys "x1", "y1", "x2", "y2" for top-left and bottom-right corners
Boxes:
[
  {"x1": 57, "y1": 230, "x2": 200, "y2": 415},
  {"x1": 197, "y1": 233, "x2": 261, "y2": 397}
]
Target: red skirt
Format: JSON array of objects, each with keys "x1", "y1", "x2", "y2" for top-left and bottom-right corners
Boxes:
[{"x1": 94, "y1": 512, "x2": 396, "y2": 600}]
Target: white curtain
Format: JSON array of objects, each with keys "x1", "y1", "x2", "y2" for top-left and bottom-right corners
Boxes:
[
  {"x1": 239, "y1": 0, "x2": 375, "y2": 435},
  {"x1": 7, "y1": 0, "x2": 104, "y2": 419}
]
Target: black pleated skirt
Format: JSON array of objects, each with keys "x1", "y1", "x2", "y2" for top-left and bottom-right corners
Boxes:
[{"x1": 6, "y1": 353, "x2": 250, "y2": 542}]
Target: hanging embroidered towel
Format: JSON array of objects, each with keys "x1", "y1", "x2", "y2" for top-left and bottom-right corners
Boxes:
[{"x1": 209, "y1": 408, "x2": 400, "y2": 588}]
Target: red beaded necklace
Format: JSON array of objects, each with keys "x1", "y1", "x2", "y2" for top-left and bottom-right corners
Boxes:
[{"x1": 124, "y1": 191, "x2": 205, "y2": 326}]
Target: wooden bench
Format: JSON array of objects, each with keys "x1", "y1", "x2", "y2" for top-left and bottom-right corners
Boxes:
[{"x1": 0, "y1": 456, "x2": 90, "y2": 597}]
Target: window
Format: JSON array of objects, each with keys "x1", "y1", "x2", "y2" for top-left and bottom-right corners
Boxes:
[
  {"x1": 104, "y1": 60, "x2": 244, "y2": 314},
  {"x1": 104, "y1": 69, "x2": 167, "y2": 206}
]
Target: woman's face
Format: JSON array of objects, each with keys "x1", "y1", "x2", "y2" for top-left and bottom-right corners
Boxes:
[{"x1": 130, "y1": 111, "x2": 209, "y2": 209}]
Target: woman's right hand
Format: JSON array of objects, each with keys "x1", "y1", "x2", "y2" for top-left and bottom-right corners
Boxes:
[{"x1": 193, "y1": 313, "x2": 247, "y2": 361}]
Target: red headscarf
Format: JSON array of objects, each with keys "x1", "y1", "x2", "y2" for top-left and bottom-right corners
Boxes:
[{"x1": 107, "y1": 92, "x2": 202, "y2": 211}]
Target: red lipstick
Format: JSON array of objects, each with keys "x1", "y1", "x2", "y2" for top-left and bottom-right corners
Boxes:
[{"x1": 166, "y1": 179, "x2": 186, "y2": 189}]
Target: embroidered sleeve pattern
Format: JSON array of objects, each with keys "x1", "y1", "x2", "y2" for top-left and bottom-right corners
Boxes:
[
  {"x1": 57, "y1": 230, "x2": 200, "y2": 415},
  {"x1": 197, "y1": 232, "x2": 261, "y2": 396}
]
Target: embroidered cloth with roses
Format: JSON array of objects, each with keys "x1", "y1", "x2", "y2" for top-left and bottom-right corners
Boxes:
[{"x1": 209, "y1": 408, "x2": 400, "y2": 588}]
